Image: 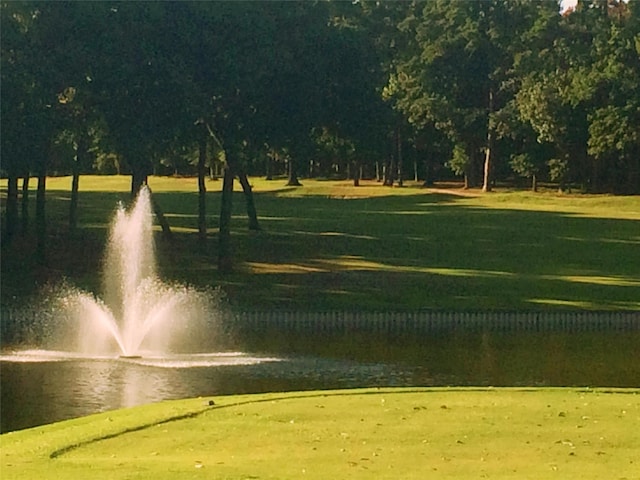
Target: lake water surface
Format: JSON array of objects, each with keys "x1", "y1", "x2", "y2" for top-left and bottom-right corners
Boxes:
[{"x1": 2, "y1": 330, "x2": 639, "y2": 433}]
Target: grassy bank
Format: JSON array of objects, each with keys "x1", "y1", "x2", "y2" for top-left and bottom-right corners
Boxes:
[
  {"x1": 2, "y1": 388, "x2": 639, "y2": 479},
  {"x1": 1, "y1": 176, "x2": 639, "y2": 311}
]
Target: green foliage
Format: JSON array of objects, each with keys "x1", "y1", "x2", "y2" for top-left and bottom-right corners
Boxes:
[
  {"x1": 93, "y1": 152, "x2": 121, "y2": 175},
  {"x1": 2, "y1": 1, "x2": 639, "y2": 192},
  {"x1": 514, "y1": 0, "x2": 640, "y2": 192},
  {"x1": 516, "y1": 76, "x2": 567, "y2": 145},
  {"x1": 588, "y1": 105, "x2": 638, "y2": 157},
  {"x1": 547, "y1": 157, "x2": 570, "y2": 184},
  {"x1": 510, "y1": 153, "x2": 538, "y2": 179},
  {"x1": 446, "y1": 143, "x2": 470, "y2": 176}
]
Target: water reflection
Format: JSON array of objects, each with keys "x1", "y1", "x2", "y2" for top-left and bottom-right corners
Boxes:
[{"x1": 1, "y1": 330, "x2": 639, "y2": 433}]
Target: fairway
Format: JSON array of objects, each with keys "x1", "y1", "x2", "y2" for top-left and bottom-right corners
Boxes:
[
  {"x1": 2, "y1": 388, "x2": 639, "y2": 480},
  {"x1": 2, "y1": 176, "x2": 640, "y2": 311},
  {"x1": 2, "y1": 175, "x2": 639, "y2": 311}
]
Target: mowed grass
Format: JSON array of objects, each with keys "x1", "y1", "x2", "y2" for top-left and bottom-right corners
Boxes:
[
  {"x1": 1, "y1": 175, "x2": 639, "y2": 310},
  {"x1": 1, "y1": 388, "x2": 639, "y2": 480}
]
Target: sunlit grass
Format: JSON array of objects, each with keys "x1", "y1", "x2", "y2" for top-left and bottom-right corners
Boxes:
[
  {"x1": 541, "y1": 274, "x2": 640, "y2": 287},
  {"x1": 528, "y1": 299, "x2": 605, "y2": 309},
  {"x1": 1, "y1": 175, "x2": 639, "y2": 311},
  {"x1": 452, "y1": 191, "x2": 640, "y2": 220},
  {"x1": 2, "y1": 388, "x2": 639, "y2": 480}
]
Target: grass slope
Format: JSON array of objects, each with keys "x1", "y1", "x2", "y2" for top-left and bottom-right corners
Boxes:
[
  {"x1": 2, "y1": 388, "x2": 639, "y2": 479},
  {"x1": 1, "y1": 176, "x2": 639, "y2": 311}
]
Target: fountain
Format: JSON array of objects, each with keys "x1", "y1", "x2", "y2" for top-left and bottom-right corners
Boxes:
[
  {"x1": 36, "y1": 187, "x2": 223, "y2": 358},
  {"x1": 0, "y1": 186, "x2": 286, "y2": 432}
]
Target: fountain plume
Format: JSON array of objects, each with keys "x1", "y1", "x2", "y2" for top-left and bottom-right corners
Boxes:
[{"x1": 40, "y1": 187, "x2": 221, "y2": 357}]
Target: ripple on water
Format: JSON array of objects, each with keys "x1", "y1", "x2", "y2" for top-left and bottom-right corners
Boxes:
[{"x1": 0, "y1": 350, "x2": 282, "y2": 368}]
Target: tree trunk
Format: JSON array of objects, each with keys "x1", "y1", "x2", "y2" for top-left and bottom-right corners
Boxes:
[
  {"x1": 146, "y1": 187, "x2": 172, "y2": 242},
  {"x1": 237, "y1": 172, "x2": 260, "y2": 230},
  {"x1": 422, "y1": 157, "x2": 432, "y2": 187},
  {"x1": 383, "y1": 156, "x2": 395, "y2": 186},
  {"x1": 482, "y1": 145, "x2": 492, "y2": 192},
  {"x1": 590, "y1": 157, "x2": 600, "y2": 193},
  {"x1": 218, "y1": 165, "x2": 235, "y2": 273},
  {"x1": 21, "y1": 175, "x2": 30, "y2": 234},
  {"x1": 131, "y1": 175, "x2": 146, "y2": 198},
  {"x1": 482, "y1": 89, "x2": 494, "y2": 193},
  {"x1": 69, "y1": 129, "x2": 89, "y2": 232},
  {"x1": 36, "y1": 172, "x2": 47, "y2": 266},
  {"x1": 130, "y1": 160, "x2": 148, "y2": 199},
  {"x1": 115, "y1": 155, "x2": 123, "y2": 175},
  {"x1": 531, "y1": 173, "x2": 538, "y2": 193},
  {"x1": 197, "y1": 128, "x2": 208, "y2": 244},
  {"x1": 396, "y1": 129, "x2": 404, "y2": 187},
  {"x1": 465, "y1": 147, "x2": 480, "y2": 189},
  {"x1": 286, "y1": 155, "x2": 302, "y2": 186},
  {"x1": 353, "y1": 160, "x2": 360, "y2": 187},
  {"x1": 69, "y1": 167, "x2": 80, "y2": 232},
  {"x1": 629, "y1": 149, "x2": 640, "y2": 194},
  {"x1": 4, "y1": 175, "x2": 19, "y2": 243},
  {"x1": 265, "y1": 153, "x2": 273, "y2": 181}
]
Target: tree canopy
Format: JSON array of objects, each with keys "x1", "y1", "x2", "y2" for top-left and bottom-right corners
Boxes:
[
  {"x1": 2, "y1": 0, "x2": 639, "y2": 270},
  {"x1": 3, "y1": 0, "x2": 638, "y2": 192}
]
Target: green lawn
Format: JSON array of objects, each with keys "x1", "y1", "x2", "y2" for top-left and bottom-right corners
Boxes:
[
  {"x1": 2, "y1": 388, "x2": 639, "y2": 480},
  {"x1": 2, "y1": 179, "x2": 639, "y2": 478},
  {"x1": 1, "y1": 175, "x2": 639, "y2": 311}
]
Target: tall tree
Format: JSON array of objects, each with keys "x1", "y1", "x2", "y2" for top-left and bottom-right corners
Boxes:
[
  {"x1": 84, "y1": 3, "x2": 196, "y2": 197},
  {"x1": 516, "y1": 0, "x2": 639, "y2": 193},
  {"x1": 1, "y1": 2, "x2": 28, "y2": 243},
  {"x1": 196, "y1": 121, "x2": 208, "y2": 246},
  {"x1": 322, "y1": 2, "x2": 396, "y2": 186},
  {"x1": 384, "y1": 0, "x2": 561, "y2": 190},
  {"x1": 1, "y1": 2, "x2": 58, "y2": 261},
  {"x1": 580, "y1": 0, "x2": 640, "y2": 192},
  {"x1": 185, "y1": 2, "x2": 342, "y2": 270}
]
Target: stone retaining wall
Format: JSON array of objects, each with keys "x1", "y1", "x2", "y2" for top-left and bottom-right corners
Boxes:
[
  {"x1": 1, "y1": 308, "x2": 638, "y2": 344},
  {"x1": 231, "y1": 310, "x2": 640, "y2": 334}
]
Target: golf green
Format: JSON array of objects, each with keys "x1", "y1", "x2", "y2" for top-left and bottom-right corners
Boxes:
[{"x1": 2, "y1": 388, "x2": 638, "y2": 479}]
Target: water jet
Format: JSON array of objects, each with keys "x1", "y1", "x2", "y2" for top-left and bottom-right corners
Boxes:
[{"x1": 41, "y1": 187, "x2": 220, "y2": 357}]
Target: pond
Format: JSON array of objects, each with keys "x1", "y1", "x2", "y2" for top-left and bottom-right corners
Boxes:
[{"x1": 2, "y1": 329, "x2": 639, "y2": 433}]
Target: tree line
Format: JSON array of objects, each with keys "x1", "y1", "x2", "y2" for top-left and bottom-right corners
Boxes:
[{"x1": 2, "y1": 0, "x2": 639, "y2": 270}]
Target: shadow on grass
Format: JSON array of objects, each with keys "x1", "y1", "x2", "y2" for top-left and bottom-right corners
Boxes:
[{"x1": 2, "y1": 188, "x2": 639, "y2": 311}]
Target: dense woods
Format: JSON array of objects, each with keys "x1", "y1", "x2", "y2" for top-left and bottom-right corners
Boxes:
[{"x1": 2, "y1": 1, "x2": 639, "y2": 268}]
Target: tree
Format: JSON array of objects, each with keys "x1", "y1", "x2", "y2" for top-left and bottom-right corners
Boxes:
[
  {"x1": 160, "y1": 2, "x2": 273, "y2": 271},
  {"x1": 1, "y1": 2, "x2": 28, "y2": 243},
  {"x1": 80, "y1": 3, "x2": 196, "y2": 198},
  {"x1": 185, "y1": 1, "x2": 365, "y2": 270},
  {"x1": 447, "y1": 144, "x2": 472, "y2": 189},
  {"x1": 55, "y1": 88, "x2": 94, "y2": 232},
  {"x1": 581, "y1": 0, "x2": 640, "y2": 192},
  {"x1": 319, "y1": 4, "x2": 397, "y2": 186},
  {"x1": 385, "y1": 0, "x2": 562, "y2": 191},
  {"x1": 516, "y1": 0, "x2": 639, "y2": 193},
  {"x1": 1, "y1": 2, "x2": 59, "y2": 262},
  {"x1": 196, "y1": 121, "x2": 208, "y2": 245}
]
